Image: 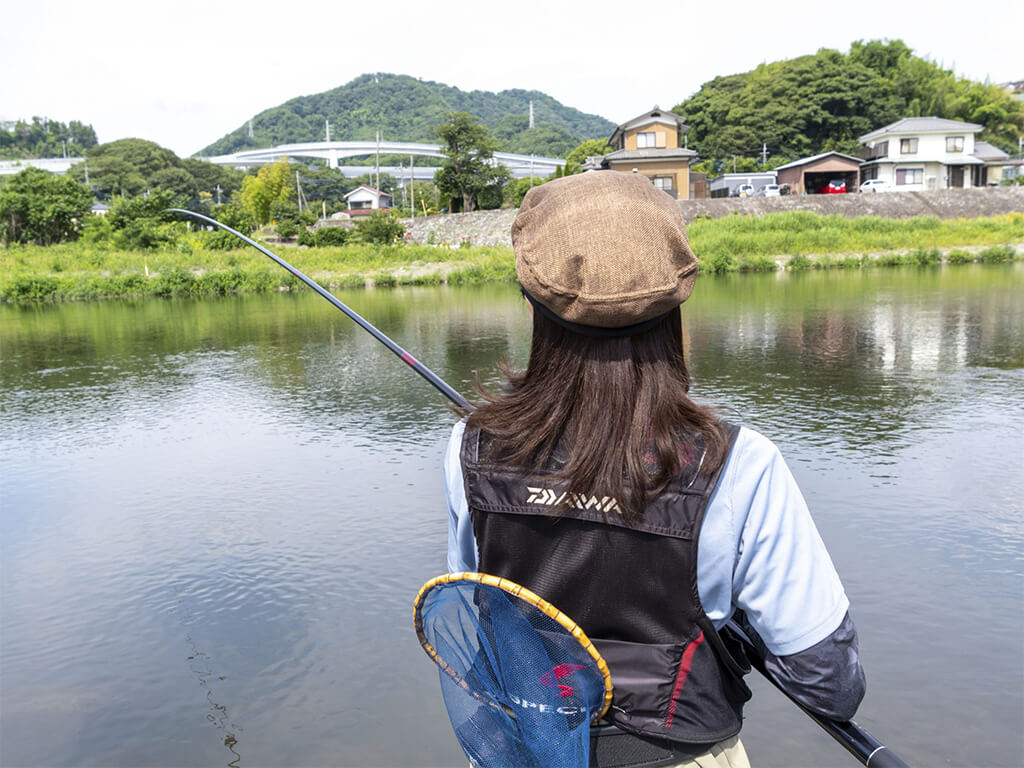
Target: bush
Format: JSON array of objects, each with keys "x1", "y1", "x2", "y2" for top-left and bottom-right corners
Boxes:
[
  {"x1": 945, "y1": 249, "x2": 972, "y2": 264},
  {"x1": 1, "y1": 275, "x2": 63, "y2": 300},
  {"x1": 787, "y1": 254, "x2": 812, "y2": 270},
  {"x1": 911, "y1": 247, "x2": 941, "y2": 266},
  {"x1": 737, "y1": 254, "x2": 777, "y2": 271},
  {"x1": 275, "y1": 221, "x2": 299, "y2": 239},
  {"x1": 354, "y1": 210, "x2": 404, "y2": 244},
  {"x1": 315, "y1": 227, "x2": 349, "y2": 246},
  {"x1": 295, "y1": 226, "x2": 349, "y2": 247},
  {"x1": 151, "y1": 268, "x2": 197, "y2": 296},
  {"x1": 704, "y1": 251, "x2": 737, "y2": 273},
  {"x1": 978, "y1": 245, "x2": 1016, "y2": 263}
]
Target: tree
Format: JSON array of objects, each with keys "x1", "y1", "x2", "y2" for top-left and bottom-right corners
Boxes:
[
  {"x1": 239, "y1": 157, "x2": 295, "y2": 224},
  {"x1": 433, "y1": 112, "x2": 510, "y2": 212},
  {"x1": 565, "y1": 138, "x2": 612, "y2": 169},
  {"x1": 0, "y1": 167, "x2": 93, "y2": 246},
  {"x1": 106, "y1": 190, "x2": 186, "y2": 250},
  {"x1": 150, "y1": 167, "x2": 200, "y2": 199},
  {"x1": 0, "y1": 117, "x2": 98, "y2": 160},
  {"x1": 68, "y1": 139, "x2": 182, "y2": 198}
]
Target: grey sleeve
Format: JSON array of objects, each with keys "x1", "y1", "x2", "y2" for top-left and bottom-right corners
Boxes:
[{"x1": 763, "y1": 611, "x2": 866, "y2": 721}]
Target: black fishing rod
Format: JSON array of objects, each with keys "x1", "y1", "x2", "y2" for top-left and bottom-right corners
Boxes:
[
  {"x1": 173, "y1": 209, "x2": 908, "y2": 768},
  {"x1": 169, "y1": 209, "x2": 470, "y2": 410},
  {"x1": 725, "y1": 620, "x2": 909, "y2": 768}
]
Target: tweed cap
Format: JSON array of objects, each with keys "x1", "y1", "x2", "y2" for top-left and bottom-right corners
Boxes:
[{"x1": 512, "y1": 171, "x2": 698, "y2": 331}]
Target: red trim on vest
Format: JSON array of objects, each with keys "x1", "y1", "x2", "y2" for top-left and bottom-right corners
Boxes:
[{"x1": 664, "y1": 630, "x2": 705, "y2": 728}]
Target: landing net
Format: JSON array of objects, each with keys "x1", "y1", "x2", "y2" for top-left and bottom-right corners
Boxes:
[{"x1": 414, "y1": 572, "x2": 613, "y2": 768}]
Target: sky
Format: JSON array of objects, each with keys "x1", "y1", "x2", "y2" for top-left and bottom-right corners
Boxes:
[{"x1": 2, "y1": 0, "x2": 1021, "y2": 158}]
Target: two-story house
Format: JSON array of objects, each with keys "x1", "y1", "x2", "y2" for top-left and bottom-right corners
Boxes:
[
  {"x1": 859, "y1": 117, "x2": 984, "y2": 190},
  {"x1": 585, "y1": 107, "x2": 697, "y2": 199}
]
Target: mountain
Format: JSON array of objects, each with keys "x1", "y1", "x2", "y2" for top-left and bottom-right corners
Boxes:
[{"x1": 198, "y1": 73, "x2": 615, "y2": 159}]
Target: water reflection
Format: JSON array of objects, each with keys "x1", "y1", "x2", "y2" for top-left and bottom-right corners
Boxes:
[{"x1": 1, "y1": 264, "x2": 1022, "y2": 768}]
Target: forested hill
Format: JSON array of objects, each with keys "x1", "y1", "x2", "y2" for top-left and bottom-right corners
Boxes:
[
  {"x1": 198, "y1": 74, "x2": 616, "y2": 158},
  {"x1": 675, "y1": 39, "x2": 1024, "y2": 167},
  {"x1": 1, "y1": 117, "x2": 98, "y2": 160}
]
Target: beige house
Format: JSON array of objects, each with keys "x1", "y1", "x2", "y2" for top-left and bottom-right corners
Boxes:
[{"x1": 586, "y1": 107, "x2": 697, "y2": 199}]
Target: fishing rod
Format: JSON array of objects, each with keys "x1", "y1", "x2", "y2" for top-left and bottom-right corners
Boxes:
[
  {"x1": 168, "y1": 209, "x2": 470, "y2": 410},
  {"x1": 172, "y1": 209, "x2": 908, "y2": 768},
  {"x1": 725, "y1": 620, "x2": 909, "y2": 768}
]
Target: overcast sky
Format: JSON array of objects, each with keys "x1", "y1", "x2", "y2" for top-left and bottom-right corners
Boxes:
[{"x1": 2, "y1": 0, "x2": 1021, "y2": 158}]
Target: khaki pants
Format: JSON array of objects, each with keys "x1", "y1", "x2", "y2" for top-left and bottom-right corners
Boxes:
[{"x1": 668, "y1": 736, "x2": 750, "y2": 768}]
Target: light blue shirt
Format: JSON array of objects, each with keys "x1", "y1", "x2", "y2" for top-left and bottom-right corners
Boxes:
[{"x1": 444, "y1": 421, "x2": 850, "y2": 658}]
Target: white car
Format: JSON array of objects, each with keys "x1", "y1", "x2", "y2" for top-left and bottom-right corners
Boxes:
[
  {"x1": 860, "y1": 179, "x2": 893, "y2": 193},
  {"x1": 763, "y1": 184, "x2": 781, "y2": 197}
]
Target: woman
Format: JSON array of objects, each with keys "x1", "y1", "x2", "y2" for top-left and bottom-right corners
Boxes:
[{"x1": 444, "y1": 172, "x2": 865, "y2": 767}]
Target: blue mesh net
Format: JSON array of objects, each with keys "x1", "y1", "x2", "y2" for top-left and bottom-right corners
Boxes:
[{"x1": 417, "y1": 577, "x2": 608, "y2": 768}]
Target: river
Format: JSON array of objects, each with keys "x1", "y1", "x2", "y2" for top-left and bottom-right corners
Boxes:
[{"x1": 1, "y1": 265, "x2": 1022, "y2": 767}]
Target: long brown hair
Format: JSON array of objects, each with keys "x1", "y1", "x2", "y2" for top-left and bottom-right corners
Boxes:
[{"x1": 463, "y1": 306, "x2": 729, "y2": 523}]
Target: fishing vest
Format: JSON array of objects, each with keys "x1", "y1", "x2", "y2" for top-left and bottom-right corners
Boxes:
[{"x1": 460, "y1": 423, "x2": 751, "y2": 745}]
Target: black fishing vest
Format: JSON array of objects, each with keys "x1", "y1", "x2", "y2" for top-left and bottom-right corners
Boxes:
[{"x1": 460, "y1": 424, "x2": 751, "y2": 745}]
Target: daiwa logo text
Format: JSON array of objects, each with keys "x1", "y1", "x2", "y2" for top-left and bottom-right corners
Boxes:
[{"x1": 526, "y1": 487, "x2": 622, "y2": 514}]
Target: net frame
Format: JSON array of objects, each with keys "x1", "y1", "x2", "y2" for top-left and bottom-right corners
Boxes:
[{"x1": 413, "y1": 571, "x2": 614, "y2": 723}]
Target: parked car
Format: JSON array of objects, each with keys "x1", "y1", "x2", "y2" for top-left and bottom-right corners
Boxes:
[
  {"x1": 736, "y1": 184, "x2": 754, "y2": 197},
  {"x1": 818, "y1": 179, "x2": 847, "y2": 194},
  {"x1": 859, "y1": 179, "x2": 893, "y2": 193},
  {"x1": 779, "y1": 184, "x2": 791, "y2": 196},
  {"x1": 763, "y1": 184, "x2": 781, "y2": 197}
]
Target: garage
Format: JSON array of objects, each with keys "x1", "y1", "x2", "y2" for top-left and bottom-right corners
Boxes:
[{"x1": 775, "y1": 152, "x2": 862, "y2": 195}]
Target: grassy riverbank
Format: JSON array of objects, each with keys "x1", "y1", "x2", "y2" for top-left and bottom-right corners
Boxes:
[{"x1": 2, "y1": 212, "x2": 1021, "y2": 302}]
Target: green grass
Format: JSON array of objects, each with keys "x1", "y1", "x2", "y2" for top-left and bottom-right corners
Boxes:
[
  {"x1": 688, "y1": 210, "x2": 1024, "y2": 265},
  {"x1": 2, "y1": 211, "x2": 1021, "y2": 302}
]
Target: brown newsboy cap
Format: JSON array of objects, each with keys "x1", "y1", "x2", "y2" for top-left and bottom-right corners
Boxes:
[{"x1": 512, "y1": 171, "x2": 698, "y2": 331}]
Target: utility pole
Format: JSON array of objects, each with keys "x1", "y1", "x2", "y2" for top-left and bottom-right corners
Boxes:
[
  {"x1": 296, "y1": 171, "x2": 302, "y2": 213},
  {"x1": 529, "y1": 100, "x2": 535, "y2": 129},
  {"x1": 325, "y1": 120, "x2": 330, "y2": 142},
  {"x1": 248, "y1": 119, "x2": 254, "y2": 138},
  {"x1": 410, "y1": 154, "x2": 415, "y2": 218},
  {"x1": 762, "y1": 143, "x2": 768, "y2": 164},
  {"x1": 375, "y1": 130, "x2": 381, "y2": 191}
]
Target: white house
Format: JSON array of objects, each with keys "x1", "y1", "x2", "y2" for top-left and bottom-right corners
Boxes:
[
  {"x1": 343, "y1": 185, "x2": 392, "y2": 216},
  {"x1": 859, "y1": 117, "x2": 985, "y2": 191}
]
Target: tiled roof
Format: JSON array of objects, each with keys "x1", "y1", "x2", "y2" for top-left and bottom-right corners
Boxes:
[
  {"x1": 972, "y1": 141, "x2": 1010, "y2": 162},
  {"x1": 603, "y1": 148, "x2": 696, "y2": 162},
  {"x1": 773, "y1": 151, "x2": 862, "y2": 171},
  {"x1": 860, "y1": 117, "x2": 983, "y2": 143}
]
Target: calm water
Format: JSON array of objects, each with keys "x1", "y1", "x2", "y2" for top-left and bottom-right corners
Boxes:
[{"x1": 1, "y1": 267, "x2": 1022, "y2": 768}]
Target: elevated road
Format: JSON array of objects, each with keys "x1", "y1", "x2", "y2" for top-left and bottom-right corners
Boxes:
[{"x1": 202, "y1": 141, "x2": 565, "y2": 179}]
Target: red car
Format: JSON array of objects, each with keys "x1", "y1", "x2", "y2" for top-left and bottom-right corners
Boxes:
[{"x1": 818, "y1": 179, "x2": 847, "y2": 194}]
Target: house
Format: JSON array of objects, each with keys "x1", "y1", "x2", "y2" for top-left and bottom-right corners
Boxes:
[
  {"x1": 971, "y1": 141, "x2": 1012, "y2": 186},
  {"x1": 774, "y1": 152, "x2": 862, "y2": 195},
  {"x1": 344, "y1": 185, "x2": 392, "y2": 216},
  {"x1": 586, "y1": 107, "x2": 698, "y2": 199},
  {"x1": 859, "y1": 117, "x2": 984, "y2": 190},
  {"x1": 709, "y1": 172, "x2": 777, "y2": 198}
]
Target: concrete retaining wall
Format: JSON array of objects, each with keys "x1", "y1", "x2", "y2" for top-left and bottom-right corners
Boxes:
[{"x1": 403, "y1": 187, "x2": 1023, "y2": 246}]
